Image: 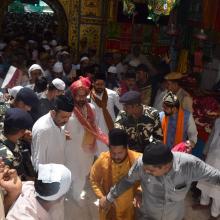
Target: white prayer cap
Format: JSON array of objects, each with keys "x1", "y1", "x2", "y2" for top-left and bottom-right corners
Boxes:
[
  {"x1": 80, "y1": 56, "x2": 89, "y2": 62},
  {"x1": 36, "y1": 164, "x2": 72, "y2": 201},
  {"x1": 52, "y1": 78, "x2": 65, "y2": 91},
  {"x1": 53, "y1": 62, "x2": 63, "y2": 73},
  {"x1": 8, "y1": 86, "x2": 23, "y2": 98},
  {"x1": 43, "y1": 45, "x2": 51, "y2": 51},
  {"x1": 108, "y1": 66, "x2": 117, "y2": 74},
  {"x1": 28, "y1": 40, "x2": 36, "y2": 44},
  {"x1": 129, "y1": 59, "x2": 141, "y2": 67},
  {"x1": 28, "y1": 64, "x2": 43, "y2": 78},
  {"x1": 54, "y1": 45, "x2": 63, "y2": 54},
  {"x1": 50, "y1": 40, "x2": 57, "y2": 47}
]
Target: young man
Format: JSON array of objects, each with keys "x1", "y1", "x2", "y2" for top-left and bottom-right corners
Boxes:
[
  {"x1": 100, "y1": 142, "x2": 220, "y2": 220},
  {"x1": 90, "y1": 128, "x2": 140, "y2": 220},
  {"x1": 160, "y1": 91, "x2": 197, "y2": 151},
  {"x1": 6, "y1": 163, "x2": 71, "y2": 220},
  {"x1": 115, "y1": 91, "x2": 163, "y2": 153},
  {"x1": 31, "y1": 94, "x2": 74, "y2": 171},
  {"x1": 90, "y1": 74, "x2": 122, "y2": 155},
  {"x1": 38, "y1": 78, "x2": 65, "y2": 117},
  {"x1": 0, "y1": 108, "x2": 33, "y2": 180}
]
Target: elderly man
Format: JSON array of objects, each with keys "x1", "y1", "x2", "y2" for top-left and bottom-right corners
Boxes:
[
  {"x1": 160, "y1": 91, "x2": 197, "y2": 152},
  {"x1": 90, "y1": 73, "x2": 122, "y2": 155},
  {"x1": 165, "y1": 72, "x2": 193, "y2": 112},
  {"x1": 6, "y1": 163, "x2": 71, "y2": 220},
  {"x1": 100, "y1": 142, "x2": 220, "y2": 220},
  {"x1": 66, "y1": 77, "x2": 108, "y2": 202},
  {"x1": 90, "y1": 128, "x2": 140, "y2": 220},
  {"x1": 31, "y1": 94, "x2": 74, "y2": 171},
  {"x1": 115, "y1": 91, "x2": 163, "y2": 153}
]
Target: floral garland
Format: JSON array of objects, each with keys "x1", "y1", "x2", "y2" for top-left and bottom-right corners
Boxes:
[{"x1": 122, "y1": 0, "x2": 180, "y2": 22}]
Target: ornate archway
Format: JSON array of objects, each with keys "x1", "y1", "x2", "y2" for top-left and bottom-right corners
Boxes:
[{"x1": 0, "y1": 0, "x2": 68, "y2": 43}]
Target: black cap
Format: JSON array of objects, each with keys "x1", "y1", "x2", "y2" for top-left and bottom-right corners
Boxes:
[
  {"x1": 53, "y1": 95, "x2": 74, "y2": 112},
  {"x1": 109, "y1": 128, "x2": 128, "y2": 147},
  {"x1": 15, "y1": 87, "x2": 39, "y2": 108},
  {"x1": 94, "y1": 72, "x2": 106, "y2": 81},
  {"x1": 4, "y1": 108, "x2": 33, "y2": 130},
  {"x1": 119, "y1": 91, "x2": 141, "y2": 105},
  {"x1": 142, "y1": 142, "x2": 173, "y2": 165}
]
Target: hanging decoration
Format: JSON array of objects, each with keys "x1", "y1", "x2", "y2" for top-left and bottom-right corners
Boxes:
[{"x1": 122, "y1": 0, "x2": 180, "y2": 22}]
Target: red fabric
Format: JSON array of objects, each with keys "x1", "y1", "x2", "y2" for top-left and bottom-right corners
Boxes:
[
  {"x1": 172, "y1": 142, "x2": 187, "y2": 153},
  {"x1": 73, "y1": 104, "x2": 109, "y2": 147},
  {"x1": 70, "y1": 76, "x2": 91, "y2": 95}
]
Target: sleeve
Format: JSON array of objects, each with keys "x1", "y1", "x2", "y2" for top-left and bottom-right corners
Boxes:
[
  {"x1": 203, "y1": 122, "x2": 215, "y2": 155},
  {"x1": 114, "y1": 111, "x2": 125, "y2": 129},
  {"x1": 0, "y1": 145, "x2": 14, "y2": 168},
  {"x1": 31, "y1": 129, "x2": 49, "y2": 171},
  {"x1": 113, "y1": 92, "x2": 123, "y2": 111},
  {"x1": 152, "y1": 110, "x2": 163, "y2": 141},
  {"x1": 89, "y1": 157, "x2": 105, "y2": 199},
  {"x1": 182, "y1": 96, "x2": 193, "y2": 113},
  {"x1": 187, "y1": 114, "x2": 198, "y2": 145},
  {"x1": 190, "y1": 155, "x2": 220, "y2": 184},
  {"x1": 106, "y1": 158, "x2": 141, "y2": 202}
]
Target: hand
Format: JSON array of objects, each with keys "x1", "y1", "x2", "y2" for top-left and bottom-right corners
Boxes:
[
  {"x1": 65, "y1": 130, "x2": 72, "y2": 140},
  {"x1": 185, "y1": 140, "x2": 194, "y2": 154},
  {"x1": 99, "y1": 196, "x2": 112, "y2": 213},
  {"x1": 22, "y1": 130, "x2": 32, "y2": 142},
  {"x1": 0, "y1": 168, "x2": 22, "y2": 195},
  {"x1": 133, "y1": 190, "x2": 142, "y2": 208}
]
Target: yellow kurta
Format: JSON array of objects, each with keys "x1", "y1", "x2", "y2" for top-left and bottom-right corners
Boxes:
[{"x1": 90, "y1": 150, "x2": 141, "y2": 220}]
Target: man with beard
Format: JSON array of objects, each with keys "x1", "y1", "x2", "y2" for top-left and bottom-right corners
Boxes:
[
  {"x1": 90, "y1": 128, "x2": 140, "y2": 220},
  {"x1": 65, "y1": 77, "x2": 108, "y2": 220},
  {"x1": 31, "y1": 94, "x2": 74, "y2": 171},
  {"x1": 160, "y1": 91, "x2": 197, "y2": 152},
  {"x1": 90, "y1": 73, "x2": 122, "y2": 155},
  {"x1": 100, "y1": 142, "x2": 220, "y2": 220}
]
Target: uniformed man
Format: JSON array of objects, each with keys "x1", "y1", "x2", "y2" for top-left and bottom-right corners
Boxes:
[
  {"x1": 0, "y1": 108, "x2": 33, "y2": 180},
  {"x1": 114, "y1": 91, "x2": 163, "y2": 153},
  {"x1": 165, "y1": 72, "x2": 193, "y2": 112}
]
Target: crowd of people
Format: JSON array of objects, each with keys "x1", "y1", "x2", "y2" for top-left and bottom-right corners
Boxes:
[{"x1": 0, "y1": 21, "x2": 220, "y2": 220}]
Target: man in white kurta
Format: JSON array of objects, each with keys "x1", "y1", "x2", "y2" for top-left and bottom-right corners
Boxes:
[
  {"x1": 89, "y1": 75, "x2": 122, "y2": 155},
  {"x1": 31, "y1": 95, "x2": 73, "y2": 170},
  {"x1": 65, "y1": 77, "x2": 108, "y2": 220},
  {"x1": 196, "y1": 117, "x2": 220, "y2": 219}
]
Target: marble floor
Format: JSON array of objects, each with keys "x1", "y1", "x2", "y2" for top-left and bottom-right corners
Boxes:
[{"x1": 65, "y1": 191, "x2": 219, "y2": 220}]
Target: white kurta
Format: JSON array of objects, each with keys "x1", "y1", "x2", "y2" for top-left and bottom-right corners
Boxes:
[
  {"x1": 64, "y1": 104, "x2": 95, "y2": 202},
  {"x1": 197, "y1": 118, "x2": 220, "y2": 198},
  {"x1": 31, "y1": 112, "x2": 66, "y2": 171},
  {"x1": 90, "y1": 88, "x2": 123, "y2": 155}
]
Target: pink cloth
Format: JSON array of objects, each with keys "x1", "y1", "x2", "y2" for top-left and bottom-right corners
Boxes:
[
  {"x1": 6, "y1": 181, "x2": 50, "y2": 220},
  {"x1": 172, "y1": 142, "x2": 187, "y2": 153}
]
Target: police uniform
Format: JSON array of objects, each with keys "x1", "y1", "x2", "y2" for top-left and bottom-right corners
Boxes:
[
  {"x1": 114, "y1": 91, "x2": 163, "y2": 153},
  {"x1": 0, "y1": 108, "x2": 33, "y2": 180}
]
